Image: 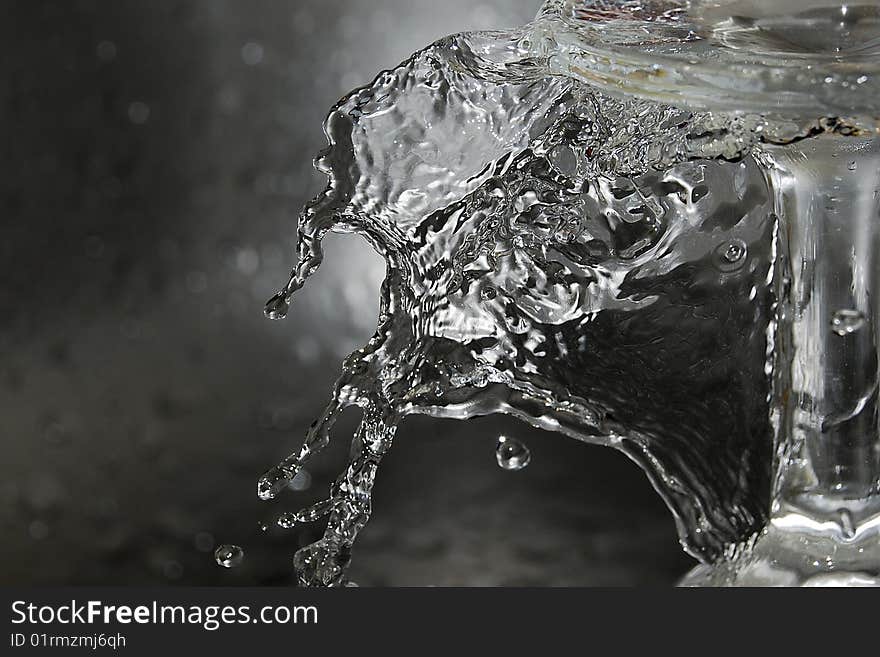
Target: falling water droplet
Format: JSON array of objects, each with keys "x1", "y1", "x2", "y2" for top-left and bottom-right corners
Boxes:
[
  {"x1": 831, "y1": 309, "x2": 866, "y2": 336},
  {"x1": 495, "y1": 435, "x2": 531, "y2": 471},
  {"x1": 838, "y1": 508, "x2": 856, "y2": 540},
  {"x1": 214, "y1": 544, "x2": 244, "y2": 568},
  {"x1": 264, "y1": 292, "x2": 291, "y2": 320}
]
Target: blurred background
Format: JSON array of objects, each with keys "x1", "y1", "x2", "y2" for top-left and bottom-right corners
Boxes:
[{"x1": 0, "y1": 0, "x2": 691, "y2": 585}]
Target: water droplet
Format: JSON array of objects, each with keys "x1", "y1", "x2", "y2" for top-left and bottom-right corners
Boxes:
[
  {"x1": 257, "y1": 465, "x2": 295, "y2": 500},
  {"x1": 264, "y1": 292, "x2": 290, "y2": 320},
  {"x1": 712, "y1": 239, "x2": 748, "y2": 272},
  {"x1": 495, "y1": 435, "x2": 531, "y2": 471},
  {"x1": 480, "y1": 285, "x2": 498, "y2": 300},
  {"x1": 214, "y1": 544, "x2": 244, "y2": 568},
  {"x1": 838, "y1": 508, "x2": 855, "y2": 540},
  {"x1": 848, "y1": 161, "x2": 857, "y2": 171},
  {"x1": 831, "y1": 309, "x2": 866, "y2": 336},
  {"x1": 723, "y1": 243, "x2": 745, "y2": 262}
]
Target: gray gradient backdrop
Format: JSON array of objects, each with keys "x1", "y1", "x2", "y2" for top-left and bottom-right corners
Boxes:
[{"x1": 0, "y1": 0, "x2": 691, "y2": 585}]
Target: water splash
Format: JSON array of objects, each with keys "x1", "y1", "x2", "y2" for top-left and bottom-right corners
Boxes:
[{"x1": 251, "y1": 3, "x2": 857, "y2": 586}]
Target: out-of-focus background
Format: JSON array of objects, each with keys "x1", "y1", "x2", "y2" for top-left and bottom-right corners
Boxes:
[{"x1": 0, "y1": 0, "x2": 691, "y2": 585}]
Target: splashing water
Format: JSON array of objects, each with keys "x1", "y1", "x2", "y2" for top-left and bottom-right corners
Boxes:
[
  {"x1": 496, "y1": 436, "x2": 531, "y2": 471},
  {"x1": 254, "y1": 1, "x2": 868, "y2": 586}
]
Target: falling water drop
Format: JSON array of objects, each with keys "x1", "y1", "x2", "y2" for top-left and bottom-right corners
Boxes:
[
  {"x1": 214, "y1": 544, "x2": 244, "y2": 568},
  {"x1": 264, "y1": 292, "x2": 291, "y2": 320},
  {"x1": 831, "y1": 309, "x2": 866, "y2": 336},
  {"x1": 257, "y1": 464, "x2": 296, "y2": 500},
  {"x1": 495, "y1": 435, "x2": 531, "y2": 471}
]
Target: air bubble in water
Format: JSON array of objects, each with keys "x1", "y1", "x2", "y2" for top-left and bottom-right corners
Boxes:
[
  {"x1": 713, "y1": 239, "x2": 748, "y2": 272},
  {"x1": 724, "y1": 243, "x2": 745, "y2": 263},
  {"x1": 831, "y1": 309, "x2": 866, "y2": 336},
  {"x1": 495, "y1": 436, "x2": 531, "y2": 471},
  {"x1": 214, "y1": 544, "x2": 244, "y2": 568}
]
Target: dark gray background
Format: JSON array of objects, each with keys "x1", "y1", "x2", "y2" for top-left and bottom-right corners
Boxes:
[{"x1": 0, "y1": 0, "x2": 691, "y2": 585}]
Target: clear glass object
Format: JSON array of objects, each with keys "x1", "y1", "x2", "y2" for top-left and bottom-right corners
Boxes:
[
  {"x1": 550, "y1": 0, "x2": 880, "y2": 586},
  {"x1": 262, "y1": 0, "x2": 880, "y2": 586},
  {"x1": 682, "y1": 134, "x2": 880, "y2": 586},
  {"x1": 548, "y1": 0, "x2": 880, "y2": 586}
]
